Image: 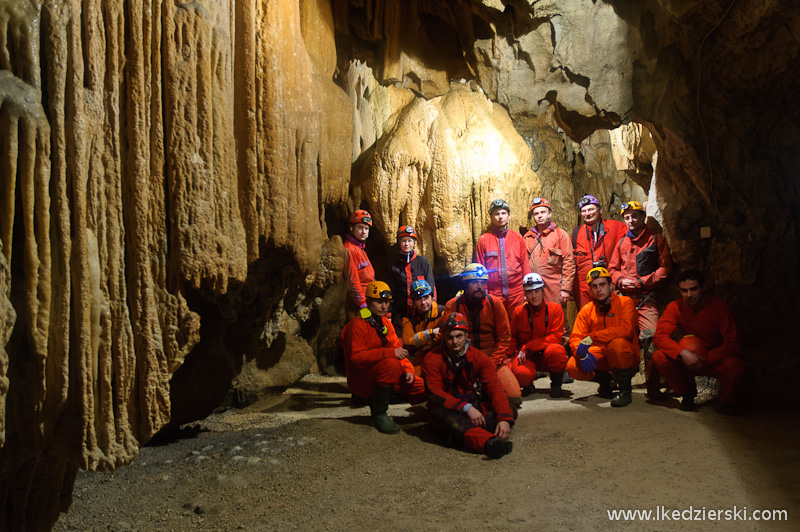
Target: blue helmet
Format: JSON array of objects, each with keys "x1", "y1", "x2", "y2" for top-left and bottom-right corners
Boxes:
[{"x1": 410, "y1": 279, "x2": 433, "y2": 299}]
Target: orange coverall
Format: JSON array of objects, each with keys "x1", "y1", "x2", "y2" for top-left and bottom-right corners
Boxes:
[
  {"x1": 476, "y1": 228, "x2": 531, "y2": 313},
  {"x1": 423, "y1": 345, "x2": 515, "y2": 453},
  {"x1": 443, "y1": 294, "x2": 520, "y2": 399},
  {"x1": 508, "y1": 301, "x2": 568, "y2": 387},
  {"x1": 523, "y1": 223, "x2": 576, "y2": 305},
  {"x1": 343, "y1": 235, "x2": 375, "y2": 309},
  {"x1": 652, "y1": 296, "x2": 744, "y2": 405},
  {"x1": 567, "y1": 293, "x2": 640, "y2": 380},
  {"x1": 572, "y1": 219, "x2": 627, "y2": 308},
  {"x1": 609, "y1": 227, "x2": 672, "y2": 333},
  {"x1": 402, "y1": 300, "x2": 446, "y2": 375},
  {"x1": 341, "y1": 313, "x2": 426, "y2": 401}
]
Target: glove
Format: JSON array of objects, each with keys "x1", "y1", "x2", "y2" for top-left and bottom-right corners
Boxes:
[{"x1": 576, "y1": 341, "x2": 596, "y2": 373}]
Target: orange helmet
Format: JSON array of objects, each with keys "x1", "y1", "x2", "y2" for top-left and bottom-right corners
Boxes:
[
  {"x1": 396, "y1": 225, "x2": 417, "y2": 239},
  {"x1": 442, "y1": 312, "x2": 470, "y2": 332},
  {"x1": 349, "y1": 209, "x2": 372, "y2": 227},
  {"x1": 679, "y1": 335, "x2": 707, "y2": 356},
  {"x1": 529, "y1": 197, "x2": 551, "y2": 212}
]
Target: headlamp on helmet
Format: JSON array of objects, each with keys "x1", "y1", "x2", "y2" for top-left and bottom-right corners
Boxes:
[
  {"x1": 488, "y1": 199, "x2": 510, "y2": 214},
  {"x1": 410, "y1": 279, "x2": 433, "y2": 299},
  {"x1": 461, "y1": 263, "x2": 489, "y2": 282},
  {"x1": 396, "y1": 225, "x2": 418, "y2": 239},
  {"x1": 349, "y1": 209, "x2": 373, "y2": 227},
  {"x1": 529, "y1": 197, "x2": 551, "y2": 212},
  {"x1": 442, "y1": 312, "x2": 470, "y2": 332},
  {"x1": 522, "y1": 273, "x2": 545, "y2": 291},
  {"x1": 620, "y1": 201, "x2": 645, "y2": 216},
  {"x1": 577, "y1": 195, "x2": 600, "y2": 209}
]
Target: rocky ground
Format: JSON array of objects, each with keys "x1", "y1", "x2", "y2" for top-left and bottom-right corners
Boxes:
[{"x1": 54, "y1": 375, "x2": 798, "y2": 532}]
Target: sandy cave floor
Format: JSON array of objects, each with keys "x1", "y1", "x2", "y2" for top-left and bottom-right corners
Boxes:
[{"x1": 53, "y1": 375, "x2": 799, "y2": 532}]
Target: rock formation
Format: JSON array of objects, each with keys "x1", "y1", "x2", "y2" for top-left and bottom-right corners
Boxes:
[{"x1": 1, "y1": 0, "x2": 799, "y2": 530}]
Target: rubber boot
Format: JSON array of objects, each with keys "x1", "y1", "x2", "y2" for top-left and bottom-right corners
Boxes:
[
  {"x1": 645, "y1": 359, "x2": 667, "y2": 401},
  {"x1": 521, "y1": 383, "x2": 536, "y2": 397},
  {"x1": 611, "y1": 365, "x2": 637, "y2": 407},
  {"x1": 561, "y1": 370, "x2": 574, "y2": 384},
  {"x1": 680, "y1": 380, "x2": 697, "y2": 412},
  {"x1": 370, "y1": 385, "x2": 400, "y2": 434},
  {"x1": 595, "y1": 371, "x2": 614, "y2": 399},
  {"x1": 485, "y1": 437, "x2": 513, "y2": 459},
  {"x1": 549, "y1": 371, "x2": 563, "y2": 398}
]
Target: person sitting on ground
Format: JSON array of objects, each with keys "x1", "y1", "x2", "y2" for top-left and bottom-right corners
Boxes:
[
  {"x1": 422, "y1": 312, "x2": 515, "y2": 459},
  {"x1": 567, "y1": 267, "x2": 640, "y2": 407},
  {"x1": 402, "y1": 279, "x2": 445, "y2": 376},
  {"x1": 609, "y1": 200, "x2": 673, "y2": 399},
  {"x1": 508, "y1": 273, "x2": 569, "y2": 399},
  {"x1": 340, "y1": 281, "x2": 426, "y2": 434},
  {"x1": 387, "y1": 225, "x2": 435, "y2": 335},
  {"x1": 342, "y1": 209, "x2": 376, "y2": 315},
  {"x1": 443, "y1": 263, "x2": 521, "y2": 408},
  {"x1": 476, "y1": 199, "x2": 531, "y2": 314},
  {"x1": 651, "y1": 269, "x2": 744, "y2": 414}
]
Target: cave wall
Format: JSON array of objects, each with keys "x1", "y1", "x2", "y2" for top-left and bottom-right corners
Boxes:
[{"x1": 1, "y1": 0, "x2": 799, "y2": 530}]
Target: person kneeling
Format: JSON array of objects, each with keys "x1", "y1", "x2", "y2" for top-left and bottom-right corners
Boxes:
[
  {"x1": 341, "y1": 281, "x2": 426, "y2": 434},
  {"x1": 422, "y1": 313, "x2": 514, "y2": 459},
  {"x1": 567, "y1": 267, "x2": 640, "y2": 407}
]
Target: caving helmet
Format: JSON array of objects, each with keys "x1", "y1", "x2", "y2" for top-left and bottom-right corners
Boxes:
[
  {"x1": 577, "y1": 195, "x2": 600, "y2": 209},
  {"x1": 441, "y1": 312, "x2": 470, "y2": 333},
  {"x1": 620, "y1": 201, "x2": 645, "y2": 216},
  {"x1": 397, "y1": 225, "x2": 417, "y2": 239},
  {"x1": 365, "y1": 281, "x2": 392, "y2": 300},
  {"x1": 488, "y1": 199, "x2": 511, "y2": 214},
  {"x1": 410, "y1": 280, "x2": 433, "y2": 299},
  {"x1": 349, "y1": 209, "x2": 373, "y2": 227},
  {"x1": 461, "y1": 263, "x2": 489, "y2": 282},
  {"x1": 522, "y1": 273, "x2": 545, "y2": 291},
  {"x1": 529, "y1": 197, "x2": 551, "y2": 212},
  {"x1": 586, "y1": 267, "x2": 612, "y2": 284}
]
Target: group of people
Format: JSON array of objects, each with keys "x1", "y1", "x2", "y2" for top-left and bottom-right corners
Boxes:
[{"x1": 339, "y1": 196, "x2": 745, "y2": 459}]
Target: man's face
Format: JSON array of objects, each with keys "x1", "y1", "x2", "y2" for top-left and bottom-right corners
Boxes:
[
  {"x1": 351, "y1": 223, "x2": 370, "y2": 242},
  {"x1": 367, "y1": 298, "x2": 390, "y2": 317},
  {"x1": 398, "y1": 236, "x2": 415, "y2": 253},
  {"x1": 445, "y1": 330, "x2": 467, "y2": 355},
  {"x1": 524, "y1": 287, "x2": 545, "y2": 307},
  {"x1": 580, "y1": 204, "x2": 601, "y2": 225},
  {"x1": 464, "y1": 280, "x2": 487, "y2": 301},
  {"x1": 623, "y1": 211, "x2": 646, "y2": 234},
  {"x1": 491, "y1": 209, "x2": 510, "y2": 229},
  {"x1": 679, "y1": 279, "x2": 704, "y2": 308},
  {"x1": 413, "y1": 294, "x2": 433, "y2": 314},
  {"x1": 532, "y1": 206, "x2": 550, "y2": 227},
  {"x1": 589, "y1": 277, "x2": 612, "y2": 302}
]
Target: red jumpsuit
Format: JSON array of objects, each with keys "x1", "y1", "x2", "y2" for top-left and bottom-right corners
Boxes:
[
  {"x1": 571, "y1": 219, "x2": 627, "y2": 308},
  {"x1": 341, "y1": 313, "x2": 426, "y2": 401},
  {"x1": 476, "y1": 228, "x2": 531, "y2": 313},
  {"x1": 443, "y1": 294, "x2": 520, "y2": 399},
  {"x1": 567, "y1": 293, "x2": 640, "y2": 380},
  {"x1": 508, "y1": 301, "x2": 568, "y2": 387},
  {"x1": 343, "y1": 235, "x2": 375, "y2": 309},
  {"x1": 652, "y1": 296, "x2": 744, "y2": 405},
  {"x1": 523, "y1": 223, "x2": 576, "y2": 305},
  {"x1": 609, "y1": 228, "x2": 672, "y2": 333},
  {"x1": 401, "y1": 300, "x2": 447, "y2": 375},
  {"x1": 423, "y1": 345, "x2": 515, "y2": 453}
]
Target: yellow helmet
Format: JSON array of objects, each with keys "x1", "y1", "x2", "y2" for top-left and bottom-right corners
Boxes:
[
  {"x1": 586, "y1": 267, "x2": 612, "y2": 284},
  {"x1": 365, "y1": 281, "x2": 392, "y2": 300},
  {"x1": 620, "y1": 201, "x2": 645, "y2": 216}
]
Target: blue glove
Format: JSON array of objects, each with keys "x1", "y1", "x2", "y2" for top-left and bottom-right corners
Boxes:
[{"x1": 576, "y1": 343, "x2": 597, "y2": 373}]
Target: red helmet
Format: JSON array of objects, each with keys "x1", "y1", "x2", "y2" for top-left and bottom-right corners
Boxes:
[
  {"x1": 679, "y1": 335, "x2": 707, "y2": 356},
  {"x1": 349, "y1": 209, "x2": 372, "y2": 227},
  {"x1": 529, "y1": 197, "x2": 551, "y2": 212},
  {"x1": 396, "y1": 225, "x2": 417, "y2": 239},
  {"x1": 442, "y1": 312, "x2": 470, "y2": 332}
]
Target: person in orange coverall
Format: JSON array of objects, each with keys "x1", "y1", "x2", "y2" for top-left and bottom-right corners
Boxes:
[
  {"x1": 524, "y1": 197, "x2": 576, "y2": 308},
  {"x1": 609, "y1": 200, "x2": 673, "y2": 398},
  {"x1": 423, "y1": 312, "x2": 514, "y2": 459},
  {"x1": 571, "y1": 195, "x2": 627, "y2": 308},
  {"x1": 652, "y1": 269, "x2": 744, "y2": 414},
  {"x1": 476, "y1": 199, "x2": 531, "y2": 314},
  {"x1": 508, "y1": 273, "x2": 569, "y2": 398},
  {"x1": 568, "y1": 267, "x2": 640, "y2": 407},
  {"x1": 443, "y1": 263, "x2": 521, "y2": 408},
  {"x1": 401, "y1": 279, "x2": 445, "y2": 376},
  {"x1": 341, "y1": 281, "x2": 426, "y2": 434},
  {"x1": 342, "y1": 209, "x2": 376, "y2": 314}
]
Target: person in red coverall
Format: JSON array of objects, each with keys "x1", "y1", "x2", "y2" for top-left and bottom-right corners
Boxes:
[
  {"x1": 652, "y1": 269, "x2": 744, "y2": 414},
  {"x1": 475, "y1": 199, "x2": 531, "y2": 314},
  {"x1": 341, "y1": 281, "x2": 426, "y2": 434},
  {"x1": 401, "y1": 280, "x2": 446, "y2": 376},
  {"x1": 571, "y1": 195, "x2": 627, "y2": 308},
  {"x1": 609, "y1": 200, "x2": 673, "y2": 398},
  {"x1": 443, "y1": 263, "x2": 521, "y2": 408},
  {"x1": 567, "y1": 267, "x2": 640, "y2": 407},
  {"x1": 388, "y1": 225, "x2": 435, "y2": 335},
  {"x1": 508, "y1": 273, "x2": 569, "y2": 398},
  {"x1": 422, "y1": 312, "x2": 514, "y2": 459},
  {"x1": 524, "y1": 197, "x2": 576, "y2": 308},
  {"x1": 342, "y1": 209, "x2": 376, "y2": 315}
]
